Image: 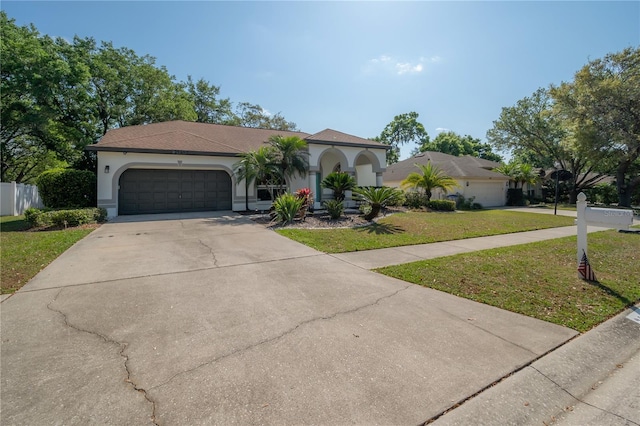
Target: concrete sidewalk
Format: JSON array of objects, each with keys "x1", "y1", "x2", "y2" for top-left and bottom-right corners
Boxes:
[
  {"x1": 336, "y1": 206, "x2": 639, "y2": 270},
  {"x1": 432, "y1": 304, "x2": 640, "y2": 426},
  {"x1": 334, "y1": 225, "x2": 611, "y2": 269}
]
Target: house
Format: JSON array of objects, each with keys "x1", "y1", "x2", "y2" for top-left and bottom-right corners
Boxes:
[
  {"x1": 383, "y1": 151, "x2": 509, "y2": 207},
  {"x1": 87, "y1": 121, "x2": 387, "y2": 218}
]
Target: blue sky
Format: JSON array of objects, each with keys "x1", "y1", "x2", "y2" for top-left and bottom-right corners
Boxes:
[{"x1": 4, "y1": 1, "x2": 639, "y2": 160}]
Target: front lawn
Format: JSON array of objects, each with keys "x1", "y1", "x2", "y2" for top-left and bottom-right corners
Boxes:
[
  {"x1": 277, "y1": 210, "x2": 575, "y2": 253},
  {"x1": 377, "y1": 230, "x2": 640, "y2": 332},
  {"x1": 1, "y1": 216, "x2": 96, "y2": 294}
]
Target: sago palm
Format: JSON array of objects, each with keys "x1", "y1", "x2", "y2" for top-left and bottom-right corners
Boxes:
[
  {"x1": 321, "y1": 171, "x2": 356, "y2": 201},
  {"x1": 401, "y1": 162, "x2": 458, "y2": 202},
  {"x1": 352, "y1": 186, "x2": 402, "y2": 220}
]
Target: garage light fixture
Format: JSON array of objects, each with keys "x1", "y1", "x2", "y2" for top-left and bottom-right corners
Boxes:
[{"x1": 104, "y1": 165, "x2": 110, "y2": 173}]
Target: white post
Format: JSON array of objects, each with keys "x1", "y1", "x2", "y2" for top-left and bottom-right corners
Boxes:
[{"x1": 576, "y1": 192, "x2": 588, "y2": 276}]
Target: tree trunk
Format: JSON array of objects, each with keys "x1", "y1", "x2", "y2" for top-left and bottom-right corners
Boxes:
[
  {"x1": 364, "y1": 204, "x2": 381, "y2": 221},
  {"x1": 569, "y1": 187, "x2": 578, "y2": 205},
  {"x1": 616, "y1": 161, "x2": 640, "y2": 208}
]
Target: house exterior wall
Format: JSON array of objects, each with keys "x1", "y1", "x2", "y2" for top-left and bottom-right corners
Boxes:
[
  {"x1": 96, "y1": 143, "x2": 387, "y2": 217},
  {"x1": 385, "y1": 178, "x2": 508, "y2": 207},
  {"x1": 97, "y1": 151, "x2": 241, "y2": 218}
]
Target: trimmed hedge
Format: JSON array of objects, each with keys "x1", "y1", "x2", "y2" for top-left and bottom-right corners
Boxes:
[
  {"x1": 404, "y1": 192, "x2": 428, "y2": 209},
  {"x1": 24, "y1": 207, "x2": 107, "y2": 228},
  {"x1": 36, "y1": 168, "x2": 97, "y2": 208},
  {"x1": 428, "y1": 199, "x2": 456, "y2": 211}
]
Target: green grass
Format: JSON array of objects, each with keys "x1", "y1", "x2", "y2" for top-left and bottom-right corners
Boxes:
[
  {"x1": 1, "y1": 216, "x2": 96, "y2": 294},
  {"x1": 277, "y1": 210, "x2": 575, "y2": 253},
  {"x1": 376, "y1": 230, "x2": 640, "y2": 332}
]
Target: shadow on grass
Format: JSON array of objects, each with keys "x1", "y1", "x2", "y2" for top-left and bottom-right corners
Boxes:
[
  {"x1": 357, "y1": 222, "x2": 404, "y2": 235},
  {"x1": 0, "y1": 218, "x2": 30, "y2": 232},
  {"x1": 586, "y1": 278, "x2": 637, "y2": 307}
]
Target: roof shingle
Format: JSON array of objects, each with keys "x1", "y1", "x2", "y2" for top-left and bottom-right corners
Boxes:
[
  {"x1": 87, "y1": 121, "x2": 386, "y2": 155},
  {"x1": 383, "y1": 151, "x2": 508, "y2": 181}
]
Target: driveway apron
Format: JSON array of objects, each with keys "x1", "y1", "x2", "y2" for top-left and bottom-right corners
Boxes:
[{"x1": 1, "y1": 212, "x2": 577, "y2": 425}]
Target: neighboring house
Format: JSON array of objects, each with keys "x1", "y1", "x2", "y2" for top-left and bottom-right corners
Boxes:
[
  {"x1": 87, "y1": 121, "x2": 387, "y2": 218},
  {"x1": 383, "y1": 151, "x2": 509, "y2": 207}
]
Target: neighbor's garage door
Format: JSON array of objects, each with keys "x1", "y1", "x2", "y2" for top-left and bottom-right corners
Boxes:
[
  {"x1": 118, "y1": 169, "x2": 232, "y2": 215},
  {"x1": 468, "y1": 182, "x2": 506, "y2": 207}
]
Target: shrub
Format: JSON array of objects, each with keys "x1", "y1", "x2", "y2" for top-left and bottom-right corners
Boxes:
[
  {"x1": 295, "y1": 187, "x2": 314, "y2": 213},
  {"x1": 428, "y1": 200, "x2": 456, "y2": 211},
  {"x1": 24, "y1": 208, "x2": 107, "y2": 228},
  {"x1": 404, "y1": 192, "x2": 428, "y2": 209},
  {"x1": 273, "y1": 193, "x2": 304, "y2": 224},
  {"x1": 506, "y1": 188, "x2": 524, "y2": 206},
  {"x1": 456, "y1": 195, "x2": 482, "y2": 210},
  {"x1": 323, "y1": 199, "x2": 344, "y2": 220},
  {"x1": 589, "y1": 183, "x2": 618, "y2": 205},
  {"x1": 36, "y1": 168, "x2": 97, "y2": 208},
  {"x1": 24, "y1": 207, "x2": 47, "y2": 227}
]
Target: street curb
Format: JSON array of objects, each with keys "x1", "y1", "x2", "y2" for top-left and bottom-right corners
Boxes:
[{"x1": 429, "y1": 303, "x2": 640, "y2": 426}]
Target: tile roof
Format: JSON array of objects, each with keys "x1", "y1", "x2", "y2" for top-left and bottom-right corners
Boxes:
[
  {"x1": 383, "y1": 151, "x2": 509, "y2": 181},
  {"x1": 87, "y1": 121, "x2": 386, "y2": 155}
]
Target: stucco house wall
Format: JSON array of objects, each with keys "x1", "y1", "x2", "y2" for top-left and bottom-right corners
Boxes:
[
  {"x1": 90, "y1": 122, "x2": 387, "y2": 217},
  {"x1": 383, "y1": 151, "x2": 509, "y2": 207}
]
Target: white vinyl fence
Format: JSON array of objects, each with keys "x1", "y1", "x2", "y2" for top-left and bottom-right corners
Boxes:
[{"x1": 1, "y1": 182, "x2": 44, "y2": 216}]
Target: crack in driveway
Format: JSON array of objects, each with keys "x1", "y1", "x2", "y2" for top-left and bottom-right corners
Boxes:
[
  {"x1": 149, "y1": 284, "x2": 413, "y2": 392},
  {"x1": 197, "y1": 238, "x2": 218, "y2": 267},
  {"x1": 46, "y1": 289, "x2": 159, "y2": 426}
]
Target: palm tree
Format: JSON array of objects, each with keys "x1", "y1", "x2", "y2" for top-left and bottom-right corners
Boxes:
[
  {"x1": 514, "y1": 163, "x2": 538, "y2": 191},
  {"x1": 267, "y1": 135, "x2": 309, "y2": 191},
  {"x1": 233, "y1": 146, "x2": 280, "y2": 208},
  {"x1": 494, "y1": 162, "x2": 518, "y2": 188},
  {"x1": 321, "y1": 171, "x2": 357, "y2": 201},
  {"x1": 352, "y1": 186, "x2": 402, "y2": 220},
  {"x1": 401, "y1": 162, "x2": 458, "y2": 202}
]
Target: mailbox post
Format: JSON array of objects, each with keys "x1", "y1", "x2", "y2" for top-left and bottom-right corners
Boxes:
[{"x1": 575, "y1": 192, "x2": 634, "y2": 277}]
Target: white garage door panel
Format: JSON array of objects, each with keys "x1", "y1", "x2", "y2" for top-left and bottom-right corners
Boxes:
[{"x1": 467, "y1": 182, "x2": 505, "y2": 207}]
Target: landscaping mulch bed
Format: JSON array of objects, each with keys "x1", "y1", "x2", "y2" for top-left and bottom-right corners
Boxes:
[{"x1": 249, "y1": 207, "x2": 408, "y2": 229}]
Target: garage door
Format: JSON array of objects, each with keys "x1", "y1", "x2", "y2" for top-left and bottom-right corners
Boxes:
[
  {"x1": 118, "y1": 169, "x2": 232, "y2": 215},
  {"x1": 467, "y1": 182, "x2": 506, "y2": 207}
]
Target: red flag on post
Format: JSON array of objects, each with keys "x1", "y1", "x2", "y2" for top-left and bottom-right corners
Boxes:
[{"x1": 578, "y1": 250, "x2": 597, "y2": 282}]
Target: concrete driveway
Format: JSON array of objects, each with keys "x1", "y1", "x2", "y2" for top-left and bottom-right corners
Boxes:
[{"x1": 1, "y1": 212, "x2": 577, "y2": 425}]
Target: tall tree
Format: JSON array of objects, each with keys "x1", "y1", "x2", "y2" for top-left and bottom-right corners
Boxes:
[
  {"x1": 235, "y1": 102, "x2": 298, "y2": 131},
  {"x1": 414, "y1": 131, "x2": 502, "y2": 161},
  {"x1": 0, "y1": 12, "x2": 90, "y2": 182},
  {"x1": 376, "y1": 112, "x2": 429, "y2": 165},
  {"x1": 486, "y1": 88, "x2": 604, "y2": 203},
  {"x1": 551, "y1": 47, "x2": 640, "y2": 207},
  {"x1": 186, "y1": 76, "x2": 235, "y2": 124}
]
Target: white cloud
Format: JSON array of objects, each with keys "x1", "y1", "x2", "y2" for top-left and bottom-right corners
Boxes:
[
  {"x1": 396, "y1": 62, "x2": 423, "y2": 75},
  {"x1": 365, "y1": 54, "x2": 441, "y2": 76},
  {"x1": 435, "y1": 127, "x2": 450, "y2": 133}
]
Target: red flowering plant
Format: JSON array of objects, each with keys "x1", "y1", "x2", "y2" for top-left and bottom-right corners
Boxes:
[{"x1": 295, "y1": 188, "x2": 314, "y2": 218}]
